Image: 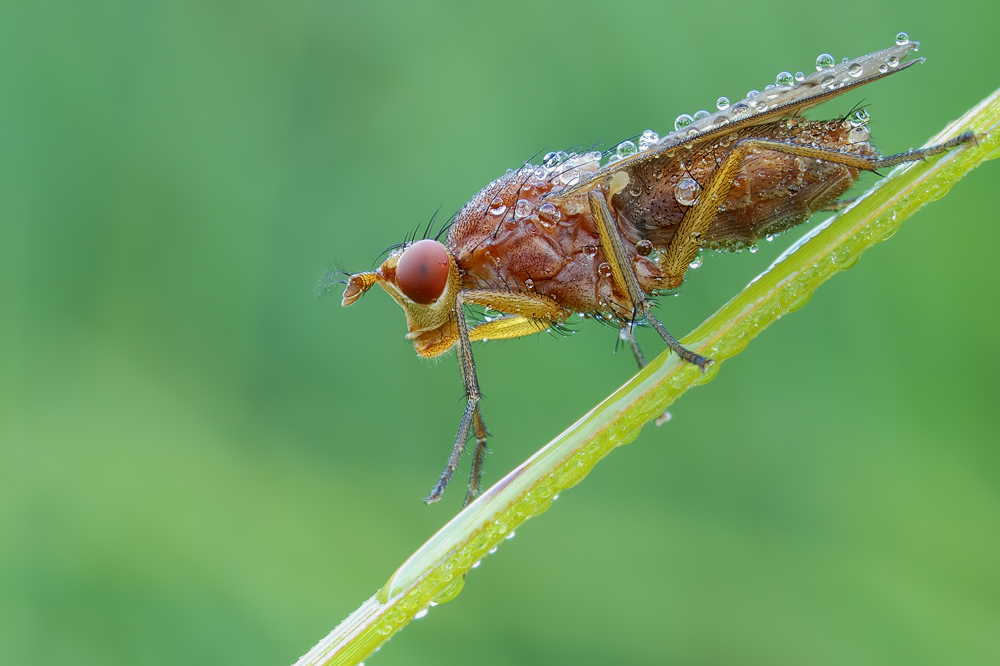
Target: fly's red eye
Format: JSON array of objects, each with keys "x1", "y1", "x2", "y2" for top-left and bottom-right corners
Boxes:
[{"x1": 395, "y1": 239, "x2": 450, "y2": 305}]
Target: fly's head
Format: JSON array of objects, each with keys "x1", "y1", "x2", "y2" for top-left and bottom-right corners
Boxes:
[{"x1": 342, "y1": 239, "x2": 462, "y2": 358}]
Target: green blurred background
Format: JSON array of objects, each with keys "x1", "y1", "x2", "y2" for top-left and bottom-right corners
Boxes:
[{"x1": 2, "y1": 1, "x2": 998, "y2": 664}]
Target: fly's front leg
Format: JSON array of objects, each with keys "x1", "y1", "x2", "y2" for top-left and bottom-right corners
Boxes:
[
  {"x1": 660, "y1": 133, "x2": 976, "y2": 281},
  {"x1": 427, "y1": 289, "x2": 570, "y2": 506},
  {"x1": 590, "y1": 189, "x2": 711, "y2": 370},
  {"x1": 425, "y1": 291, "x2": 487, "y2": 505}
]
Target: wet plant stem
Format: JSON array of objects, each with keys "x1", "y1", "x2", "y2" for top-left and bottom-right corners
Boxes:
[{"x1": 293, "y1": 88, "x2": 1000, "y2": 666}]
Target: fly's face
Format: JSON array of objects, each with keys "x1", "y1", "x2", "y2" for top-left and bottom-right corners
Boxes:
[{"x1": 342, "y1": 239, "x2": 463, "y2": 358}]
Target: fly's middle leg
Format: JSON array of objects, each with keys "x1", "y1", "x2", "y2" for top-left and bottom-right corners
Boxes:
[{"x1": 590, "y1": 189, "x2": 711, "y2": 371}]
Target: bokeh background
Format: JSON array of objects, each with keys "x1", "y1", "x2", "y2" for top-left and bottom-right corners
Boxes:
[{"x1": 3, "y1": 1, "x2": 998, "y2": 664}]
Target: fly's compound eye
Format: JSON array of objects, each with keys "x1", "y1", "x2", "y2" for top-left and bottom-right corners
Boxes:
[{"x1": 395, "y1": 239, "x2": 450, "y2": 305}]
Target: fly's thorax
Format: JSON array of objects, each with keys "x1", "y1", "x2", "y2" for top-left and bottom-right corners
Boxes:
[{"x1": 447, "y1": 164, "x2": 594, "y2": 290}]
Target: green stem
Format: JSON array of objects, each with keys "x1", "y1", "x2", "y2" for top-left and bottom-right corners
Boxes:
[{"x1": 294, "y1": 88, "x2": 1000, "y2": 666}]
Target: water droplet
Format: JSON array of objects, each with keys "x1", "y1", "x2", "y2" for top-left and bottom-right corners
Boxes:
[
  {"x1": 794, "y1": 71, "x2": 805, "y2": 82},
  {"x1": 848, "y1": 108, "x2": 871, "y2": 127},
  {"x1": 488, "y1": 196, "x2": 507, "y2": 216},
  {"x1": 716, "y1": 96, "x2": 730, "y2": 110},
  {"x1": 615, "y1": 140, "x2": 638, "y2": 159},
  {"x1": 561, "y1": 198, "x2": 585, "y2": 216},
  {"x1": 746, "y1": 89, "x2": 760, "y2": 99},
  {"x1": 815, "y1": 53, "x2": 835, "y2": 70},
  {"x1": 598, "y1": 262, "x2": 613, "y2": 278},
  {"x1": 674, "y1": 177, "x2": 701, "y2": 206},
  {"x1": 514, "y1": 199, "x2": 533, "y2": 219},
  {"x1": 694, "y1": 109, "x2": 710, "y2": 120},
  {"x1": 553, "y1": 494, "x2": 559, "y2": 500},
  {"x1": 764, "y1": 84, "x2": 775, "y2": 91},
  {"x1": 878, "y1": 63, "x2": 888, "y2": 74},
  {"x1": 749, "y1": 244, "x2": 758, "y2": 254},
  {"x1": 488, "y1": 546, "x2": 498, "y2": 554},
  {"x1": 895, "y1": 31, "x2": 909, "y2": 45},
  {"x1": 506, "y1": 531, "x2": 516, "y2": 540},
  {"x1": 674, "y1": 113, "x2": 694, "y2": 131},
  {"x1": 842, "y1": 57, "x2": 849, "y2": 64},
  {"x1": 635, "y1": 239, "x2": 653, "y2": 256},
  {"x1": 638, "y1": 129, "x2": 659, "y2": 151},
  {"x1": 765, "y1": 233, "x2": 775, "y2": 242},
  {"x1": 775, "y1": 71, "x2": 794, "y2": 86},
  {"x1": 689, "y1": 252, "x2": 703, "y2": 269},
  {"x1": 847, "y1": 62, "x2": 863, "y2": 78},
  {"x1": 820, "y1": 75, "x2": 836, "y2": 89},
  {"x1": 542, "y1": 151, "x2": 558, "y2": 167},
  {"x1": 887, "y1": 56, "x2": 899, "y2": 68},
  {"x1": 414, "y1": 608, "x2": 429, "y2": 619},
  {"x1": 538, "y1": 202, "x2": 561, "y2": 226},
  {"x1": 471, "y1": 560, "x2": 481, "y2": 569},
  {"x1": 523, "y1": 278, "x2": 534, "y2": 290},
  {"x1": 558, "y1": 168, "x2": 580, "y2": 186},
  {"x1": 732, "y1": 103, "x2": 750, "y2": 117},
  {"x1": 530, "y1": 166, "x2": 549, "y2": 184}
]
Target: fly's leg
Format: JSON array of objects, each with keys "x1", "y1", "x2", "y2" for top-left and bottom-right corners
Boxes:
[
  {"x1": 464, "y1": 409, "x2": 488, "y2": 506},
  {"x1": 427, "y1": 290, "x2": 571, "y2": 505},
  {"x1": 620, "y1": 325, "x2": 672, "y2": 425},
  {"x1": 620, "y1": 324, "x2": 646, "y2": 367},
  {"x1": 425, "y1": 292, "x2": 486, "y2": 505},
  {"x1": 660, "y1": 132, "x2": 977, "y2": 281},
  {"x1": 589, "y1": 189, "x2": 712, "y2": 370}
]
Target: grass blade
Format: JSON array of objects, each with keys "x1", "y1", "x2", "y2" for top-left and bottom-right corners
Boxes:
[{"x1": 294, "y1": 87, "x2": 1000, "y2": 666}]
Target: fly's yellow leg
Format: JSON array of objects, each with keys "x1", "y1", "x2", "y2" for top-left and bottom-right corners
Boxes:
[{"x1": 589, "y1": 189, "x2": 711, "y2": 370}]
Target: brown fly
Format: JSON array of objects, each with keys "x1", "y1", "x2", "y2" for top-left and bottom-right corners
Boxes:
[{"x1": 328, "y1": 37, "x2": 974, "y2": 506}]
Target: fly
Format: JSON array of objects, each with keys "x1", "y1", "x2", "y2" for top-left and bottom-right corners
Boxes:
[{"x1": 328, "y1": 36, "x2": 974, "y2": 506}]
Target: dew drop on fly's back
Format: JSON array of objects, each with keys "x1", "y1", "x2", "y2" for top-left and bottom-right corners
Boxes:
[
  {"x1": 514, "y1": 199, "x2": 533, "y2": 220},
  {"x1": 488, "y1": 196, "x2": 507, "y2": 216},
  {"x1": 895, "y1": 31, "x2": 909, "y2": 45},
  {"x1": 538, "y1": 202, "x2": 561, "y2": 226},
  {"x1": 775, "y1": 71, "x2": 795, "y2": 86},
  {"x1": 716, "y1": 96, "x2": 730, "y2": 110},
  {"x1": 638, "y1": 129, "x2": 659, "y2": 151},
  {"x1": 815, "y1": 53, "x2": 835, "y2": 70}
]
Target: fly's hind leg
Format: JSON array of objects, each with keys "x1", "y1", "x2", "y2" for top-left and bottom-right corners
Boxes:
[
  {"x1": 589, "y1": 189, "x2": 711, "y2": 371},
  {"x1": 660, "y1": 133, "x2": 977, "y2": 281}
]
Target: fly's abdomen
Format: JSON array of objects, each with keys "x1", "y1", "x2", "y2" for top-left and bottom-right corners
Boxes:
[{"x1": 613, "y1": 117, "x2": 876, "y2": 251}]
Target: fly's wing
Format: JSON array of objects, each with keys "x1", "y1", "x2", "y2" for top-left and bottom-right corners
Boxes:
[{"x1": 548, "y1": 41, "x2": 923, "y2": 202}]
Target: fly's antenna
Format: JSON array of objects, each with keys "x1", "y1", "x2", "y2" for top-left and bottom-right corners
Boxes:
[{"x1": 316, "y1": 263, "x2": 352, "y2": 298}]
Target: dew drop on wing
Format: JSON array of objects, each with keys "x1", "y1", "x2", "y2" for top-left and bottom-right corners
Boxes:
[
  {"x1": 815, "y1": 53, "x2": 835, "y2": 70},
  {"x1": 716, "y1": 96, "x2": 730, "y2": 110}
]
